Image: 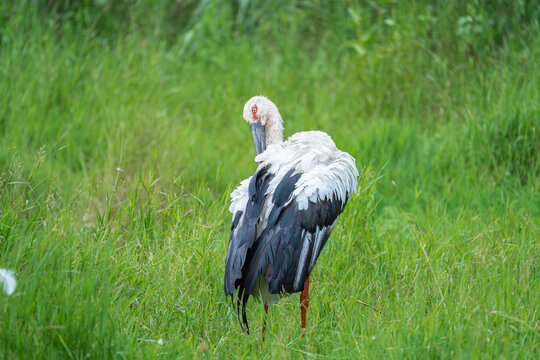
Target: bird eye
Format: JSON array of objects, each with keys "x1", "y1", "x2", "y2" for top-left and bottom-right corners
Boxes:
[{"x1": 252, "y1": 105, "x2": 257, "y2": 113}]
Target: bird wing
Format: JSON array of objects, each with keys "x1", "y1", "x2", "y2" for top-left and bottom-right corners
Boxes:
[
  {"x1": 224, "y1": 165, "x2": 273, "y2": 295},
  {"x1": 236, "y1": 131, "x2": 359, "y2": 296},
  {"x1": 240, "y1": 165, "x2": 352, "y2": 297}
]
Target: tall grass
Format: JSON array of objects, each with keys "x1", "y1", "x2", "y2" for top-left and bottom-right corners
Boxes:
[{"x1": 1, "y1": 1, "x2": 539, "y2": 358}]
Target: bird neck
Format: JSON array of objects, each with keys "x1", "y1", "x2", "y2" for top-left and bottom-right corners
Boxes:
[{"x1": 265, "y1": 109, "x2": 284, "y2": 145}]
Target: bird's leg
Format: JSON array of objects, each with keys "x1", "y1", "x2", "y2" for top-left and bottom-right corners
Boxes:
[
  {"x1": 262, "y1": 303, "x2": 268, "y2": 341},
  {"x1": 300, "y1": 276, "x2": 310, "y2": 337}
]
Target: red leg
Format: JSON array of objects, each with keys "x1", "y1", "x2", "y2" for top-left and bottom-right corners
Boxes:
[
  {"x1": 300, "y1": 276, "x2": 310, "y2": 337},
  {"x1": 262, "y1": 303, "x2": 268, "y2": 341}
]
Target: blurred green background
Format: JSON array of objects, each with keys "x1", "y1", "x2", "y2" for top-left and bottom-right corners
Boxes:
[{"x1": 0, "y1": 1, "x2": 538, "y2": 358}]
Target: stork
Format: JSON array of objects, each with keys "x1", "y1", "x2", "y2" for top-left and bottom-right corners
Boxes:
[{"x1": 224, "y1": 96, "x2": 358, "y2": 338}]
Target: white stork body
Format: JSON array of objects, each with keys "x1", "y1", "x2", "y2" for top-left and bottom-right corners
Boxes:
[{"x1": 224, "y1": 96, "x2": 358, "y2": 335}]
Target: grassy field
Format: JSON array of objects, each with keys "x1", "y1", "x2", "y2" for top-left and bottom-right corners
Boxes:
[{"x1": 1, "y1": 1, "x2": 539, "y2": 358}]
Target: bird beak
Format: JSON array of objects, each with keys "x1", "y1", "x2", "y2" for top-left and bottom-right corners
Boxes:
[{"x1": 250, "y1": 122, "x2": 266, "y2": 155}]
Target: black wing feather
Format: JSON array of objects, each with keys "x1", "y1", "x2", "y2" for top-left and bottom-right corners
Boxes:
[
  {"x1": 242, "y1": 192, "x2": 346, "y2": 296},
  {"x1": 224, "y1": 165, "x2": 272, "y2": 296}
]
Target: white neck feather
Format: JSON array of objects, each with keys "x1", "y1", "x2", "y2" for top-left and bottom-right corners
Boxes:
[{"x1": 265, "y1": 108, "x2": 284, "y2": 145}]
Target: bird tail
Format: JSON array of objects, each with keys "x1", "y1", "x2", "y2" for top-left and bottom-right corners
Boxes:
[{"x1": 234, "y1": 285, "x2": 250, "y2": 334}]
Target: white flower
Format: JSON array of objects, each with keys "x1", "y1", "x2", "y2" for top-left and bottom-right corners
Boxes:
[
  {"x1": 137, "y1": 338, "x2": 165, "y2": 345},
  {"x1": 0, "y1": 269, "x2": 16, "y2": 295}
]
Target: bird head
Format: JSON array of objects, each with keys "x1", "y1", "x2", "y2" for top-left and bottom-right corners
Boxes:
[{"x1": 242, "y1": 96, "x2": 283, "y2": 156}]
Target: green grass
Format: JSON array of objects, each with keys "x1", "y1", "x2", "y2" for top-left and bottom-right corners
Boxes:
[{"x1": 1, "y1": 1, "x2": 539, "y2": 358}]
